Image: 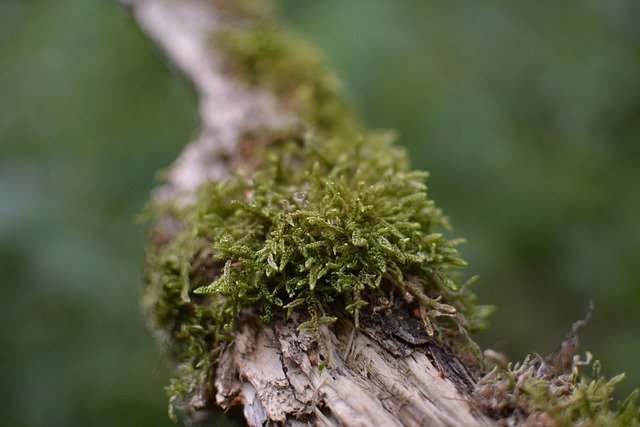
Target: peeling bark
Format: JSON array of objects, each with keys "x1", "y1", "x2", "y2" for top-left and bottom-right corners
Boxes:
[
  {"x1": 129, "y1": 0, "x2": 493, "y2": 425},
  {"x1": 214, "y1": 310, "x2": 490, "y2": 426}
]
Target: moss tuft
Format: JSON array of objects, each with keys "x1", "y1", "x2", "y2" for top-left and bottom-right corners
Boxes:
[
  {"x1": 212, "y1": 24, "x2": 357, "y2": 136},
  {"x1": 211, "y1": 0, "x2": 277, "y2": 23},
  {"x1": 476, "y1": 353, "x2": 640, "y2": 426},
  {"x1": 191, "y1": 132, "x2": 484, "y2": 333},
  {"x1": 145, "y1": 130, "x2": 490, "y2": 419},
  {"x1": 142, "y1": 0, "x2": 640, "y2": 422},
  {"x1": 476, "y1": 309, "x2": 640, "y2": 426}
]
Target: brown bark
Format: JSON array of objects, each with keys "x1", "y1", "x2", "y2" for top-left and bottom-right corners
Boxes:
[{"x1": 128, "y1": 0, "x2": 493, "y2": 425}]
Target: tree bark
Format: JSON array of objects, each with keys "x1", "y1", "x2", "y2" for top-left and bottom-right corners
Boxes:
[{"x1": 128, "y1": 0, "x2": 493, "y2": 425}]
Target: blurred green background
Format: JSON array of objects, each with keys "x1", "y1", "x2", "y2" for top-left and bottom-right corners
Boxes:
[{"x1": 1, "y1": 0, "x2": 638, "y2": 425}]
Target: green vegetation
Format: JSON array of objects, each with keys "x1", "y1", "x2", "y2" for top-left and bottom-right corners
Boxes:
[
  {"x1": 146, "y1": 130, "x2": 489, "y2": 419},
  {"x1": 477, "y1": 311, "x2": 640, "y2": 425},
  {"x1": 191, "y1": 132, "x2": 481, "y2": 334},
  {"x1": 477, "y1": 355, "x2": 640, "y2": 426},
  {"x1": 212, "y1": 24, "x2": 356, "y2": 135}
]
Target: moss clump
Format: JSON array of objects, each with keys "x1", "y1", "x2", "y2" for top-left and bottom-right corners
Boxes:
[
  {"x1": 145, "y1": 131, "x2": 490, "y2": 420},
  {"x1": 211, "y1": 0, "x2": 277, "y2": 23},
  {"x1": 192, "y1": 132, "x2": 486, "y2": 334},
  {"x1": 212, "y1": 24, "x2": 357, "y2": 136},
  {"x1": 476, "y1": 354, "x2": 640, "y2": 426},
  {"x1": 147, "y1": 130, "x2": 489, "y2": 419},
  {"x1": 144, "y1": 228, "x2": 225, "y2": 421},
  {"x1": 476, "y1": 311, "x2": 640, "y2": 425},
  {"x1": 198, "y1": 0, "x2": 488, "y2": 342}
]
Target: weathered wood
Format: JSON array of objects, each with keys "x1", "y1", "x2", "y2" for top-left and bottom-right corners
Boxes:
[
  {"x1": 214, "y1": 311, "x2": 490, "y2": 426},
  {"x1": 125, "y1": 0, "x2": 294, "y2": 200},
  {"x1": 128, "y1": 0, "x2": 493, "y2": 425}
]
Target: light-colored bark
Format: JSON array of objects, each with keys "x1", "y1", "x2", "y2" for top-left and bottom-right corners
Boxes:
[
  {"x1": 125, "y1": 0, "x2": 294, "y2": 200},
  {"x1": 128, "y1": 0, "x2": 493, "y2": 425},
  {"x1": 214, "y1": 313, "x2": 491, "y2": 426}
]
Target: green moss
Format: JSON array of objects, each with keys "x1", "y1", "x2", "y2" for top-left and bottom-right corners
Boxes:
[
  {"x1": 476, "y1": 354, "x2": 640, "y2": 426},
  {"x1": 144, "y1": 229, "x2": 224, "y2": 421},
  {"x1": 142, "y1": 0, "x2": 640, "y2": 422},
  {"x1": 192, "y1": 132, "x2": 486, "y2": 333},
  {"x1": 196, "y1": 1, "x2": 486, "y2": 342},
  {"x1": 145, "y1": 131, "x2": 490, "y2": 419},
  {"x1": 212, "y1": 23, "x2": 357, "y2": 136},
  {"x1": 211, "y1": 0, "x2": 277, "y2": 23}
]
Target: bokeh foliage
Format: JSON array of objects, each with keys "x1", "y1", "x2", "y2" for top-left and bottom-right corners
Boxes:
[{"x1": 1, "y1": 0, "x2": 638, "y2": 425}]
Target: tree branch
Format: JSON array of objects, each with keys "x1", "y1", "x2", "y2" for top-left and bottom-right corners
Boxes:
[
  {"x1": 128, "y1": 0, "x2": 294, "y2": 199},
  {"x1": 131, "y1": 0, "x2": 492, "y2": 425}
]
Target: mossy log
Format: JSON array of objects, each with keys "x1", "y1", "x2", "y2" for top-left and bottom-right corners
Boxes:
[
  {"x1": 129, "y1": 0, "x2": 489, "y2": 424},
  {"x1": 128, "y1": 0, "x2": 639, "y2": 425}
]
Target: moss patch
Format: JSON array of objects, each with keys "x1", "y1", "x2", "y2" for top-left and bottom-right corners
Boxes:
[
  {"x1": 143, "y1": 0, "x2": 640, "y2": 423},
  {"x1": 143, "y1": 0, "x2": 493, "y2": 420},
  {"x1": 191, "y1": 132, "x2": 486, "y2": 334},
  {"x1": 476, "y1": 354, "x2": 640, "y2": 426},
  {"x1": 212, "y1": 22, "x2": 357, "y2": 136},
  {"x1": 476, "y1": 311, "x2": 640, "y2": 426}
]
